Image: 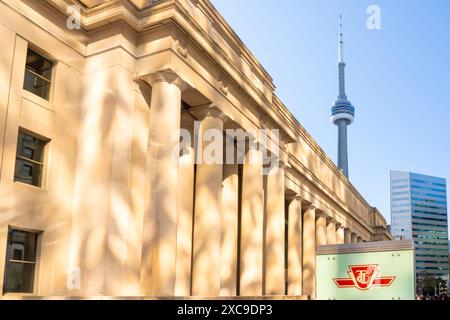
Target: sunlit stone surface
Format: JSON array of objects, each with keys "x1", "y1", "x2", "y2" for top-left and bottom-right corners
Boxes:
[{"x1": 0, "y1": 0, "x2": 390, "y2": 299}]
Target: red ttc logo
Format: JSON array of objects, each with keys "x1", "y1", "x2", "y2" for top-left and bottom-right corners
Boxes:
[{"x1": 333, "y1": 264, "x2": 395, "y2": 290}]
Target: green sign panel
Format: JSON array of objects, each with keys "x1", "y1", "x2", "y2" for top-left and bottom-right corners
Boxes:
[{"x1": 316, "y1": 249, "x2": 415, "y2": 300}]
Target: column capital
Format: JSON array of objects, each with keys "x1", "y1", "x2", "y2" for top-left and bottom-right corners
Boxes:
[
  {"x1": 286, "y1": 194, "x2": 302, "y2": 202},
  {"x1": 326, "y1": 217, "x2": 336, "y2": 224},
  {"x1": 304, "y1": 204, "x2": 316, "y2": 212},
  {"x1": 140, "y1": 69, "x2": 191, "y2": 92},
  {"x1": 315, "y1": 211, "x2": 328, "y2": 219},
  {"x1": 189, "y1": 104, "x2": 229, "y2": 123},
  {"x1": 336, "y1": 223, "x2": 345, "y2": 230}
]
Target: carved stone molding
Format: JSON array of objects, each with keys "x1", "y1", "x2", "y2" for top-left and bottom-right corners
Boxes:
[
  {"x1": 278, "y1": 158, "x2": 291, "y2": 170},
  {"x1": 218, "y1": 77, "x2": 229, "y2": 96},
  {"x1": 175, "y1": 30, "x2": 188, "y2": 59},
  {"x1": 189, "y1": 0, "x2": 200, "y2": 7}
]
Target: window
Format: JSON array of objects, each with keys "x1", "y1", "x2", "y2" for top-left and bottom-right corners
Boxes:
[
  {"x1": 432, "y1": 182, "x2": 446, "y2": 187},
  {"x1": 23, "y1": 48, "x2": 53, "y2": 100},
  {"x1": 391, "y1": 185, "x2": 409, "y2": 190},
  {"x1": 3, "y1": 228, "x2": 39, "y2": 294},
  {"x1": 14, "y1": 129, "x2": 48, "y2": 187}
]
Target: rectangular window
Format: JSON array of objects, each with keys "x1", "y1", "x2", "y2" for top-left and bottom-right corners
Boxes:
[
  {"x1": 23, "y1": 48, "x2": 53, "y2": 100},
  {"x1": 14, "y1": 129, "x2": 48, "y2": 187},
  {"x1": 3, "y1": 228, "x2": 39, "y2": 294}
]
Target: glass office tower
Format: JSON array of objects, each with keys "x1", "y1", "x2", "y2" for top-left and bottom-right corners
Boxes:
[{"x1": 390, "y1": 171, "x2": 449, "y2": 286}]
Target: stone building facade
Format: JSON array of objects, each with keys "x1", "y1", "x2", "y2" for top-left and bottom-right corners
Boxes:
[{"x1": 0, "y1": 0, "x2": 390, "y2": 298}]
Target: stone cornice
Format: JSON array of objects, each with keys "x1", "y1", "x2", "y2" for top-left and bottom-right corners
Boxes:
[
  {"x1": 57, "y1": 0, "x2": 274, "y2": 87},
  {"x1": 198, "y1": 0, "x2": 274, "y2": 88},
  {"x1": 284, "y1": 170, "x2": 373, "y2": 236}
]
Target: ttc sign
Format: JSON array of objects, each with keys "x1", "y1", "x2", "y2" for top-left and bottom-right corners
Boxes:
[
  {"x1": 333, "y1": 264, "x2": 395, "y2": 290},
  {"x1": 316, "y1": 241, "x2": 415, "y2": 300}
]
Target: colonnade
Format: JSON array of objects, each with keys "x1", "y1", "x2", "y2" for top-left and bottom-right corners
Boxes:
[{"x1": 139, "y1": 70, "x2": 366, "y2": 298}]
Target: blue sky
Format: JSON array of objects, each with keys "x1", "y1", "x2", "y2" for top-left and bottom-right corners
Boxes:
[{"x1": 211, "y1": 0, "x2": 450, "y2": 227}]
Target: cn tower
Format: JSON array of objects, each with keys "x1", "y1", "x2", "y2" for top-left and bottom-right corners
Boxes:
[{"x1": 331, "y1": 15, "x2": 355, "y2": 178}]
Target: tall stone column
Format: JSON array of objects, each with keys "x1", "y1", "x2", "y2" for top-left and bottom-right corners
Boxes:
[
  {"x1": 351, "y1": 233, "x2": 358, "y2": 244},
  {"x1": 140, "y1": 70, "x2": 189, "y2": 296},
  {"x1": 315, "y1": 213, "x2": 327, "y2": 246},
  {"x1": 302, "y1": 205, "x2": 316, "y2": 298},
  {"x1": 336, "y1": 224, "x2": 345, "y2": 244},
  {"x1": 191, "y1": 106, "x2": 226, "y2": 296},
  {"x1": 221, "y1": 154, "x2": 239, "y2": 296},
  {"x1": 326, "y1": 218, "x2": 337, "y2": 245},
  {"x1": 240, "y1": 144, "x2": 264, "y2": 296},
  {"x1": 287, "y1": 196, "x2": 303, "y2": 296},
  {"x1": 70, "y1": 58, "x2": 139, "y2": 295},
  {"x1": 344, "y1": 228, "x2": 352, "y2": 244},
  {"x1": 264, "y1": 160, "x2": 288, "y2": 295},
  {"x1": 175, "y1": 145, "x2": 195, "y2": 296}
]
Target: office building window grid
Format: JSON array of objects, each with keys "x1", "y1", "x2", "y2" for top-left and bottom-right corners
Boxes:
[{"x1": 390, "y1": 171, "x2": 449, "y2": 280}]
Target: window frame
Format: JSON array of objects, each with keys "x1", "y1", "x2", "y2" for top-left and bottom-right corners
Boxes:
[
  {"x1": 22, "y1": 46, "x2": 56, "y2": 106},
  {"x1": 2, "y1": 226, "x2": 42, "y2": 295},
  {"x1": 13, "y1": 128, "x2": 50, "y2": 189}
]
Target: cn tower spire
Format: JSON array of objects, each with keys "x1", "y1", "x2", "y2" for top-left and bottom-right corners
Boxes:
[
  {"x1": 337, "y1": 14, "x2": 347, "y2": 100},
  {"x1": 339, "y1": 14, "x2": 344, "y2": 63},
  {"x1": 330, "y1": 14, "x2": 355, "y2": 178}
]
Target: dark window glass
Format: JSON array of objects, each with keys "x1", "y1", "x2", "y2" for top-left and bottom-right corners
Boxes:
[
  {"x1": 14, "y1": 130, "x2": 48, "y2": 187},
  {"x1": 3, "y1": 229, "x2": 39, "y2": 294},
  {"x1": 23, "y1": 49, "x2": 53, "y2": 100},
  {"x1": 13, "y1": 249, "x2": 23, "y2": 260},
  {"x1": 23, "y1": 147, "x2": 34, "y2": 159},
  {"x1": 22, "y1": 164, "x2": 32, "y2": 176}
]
